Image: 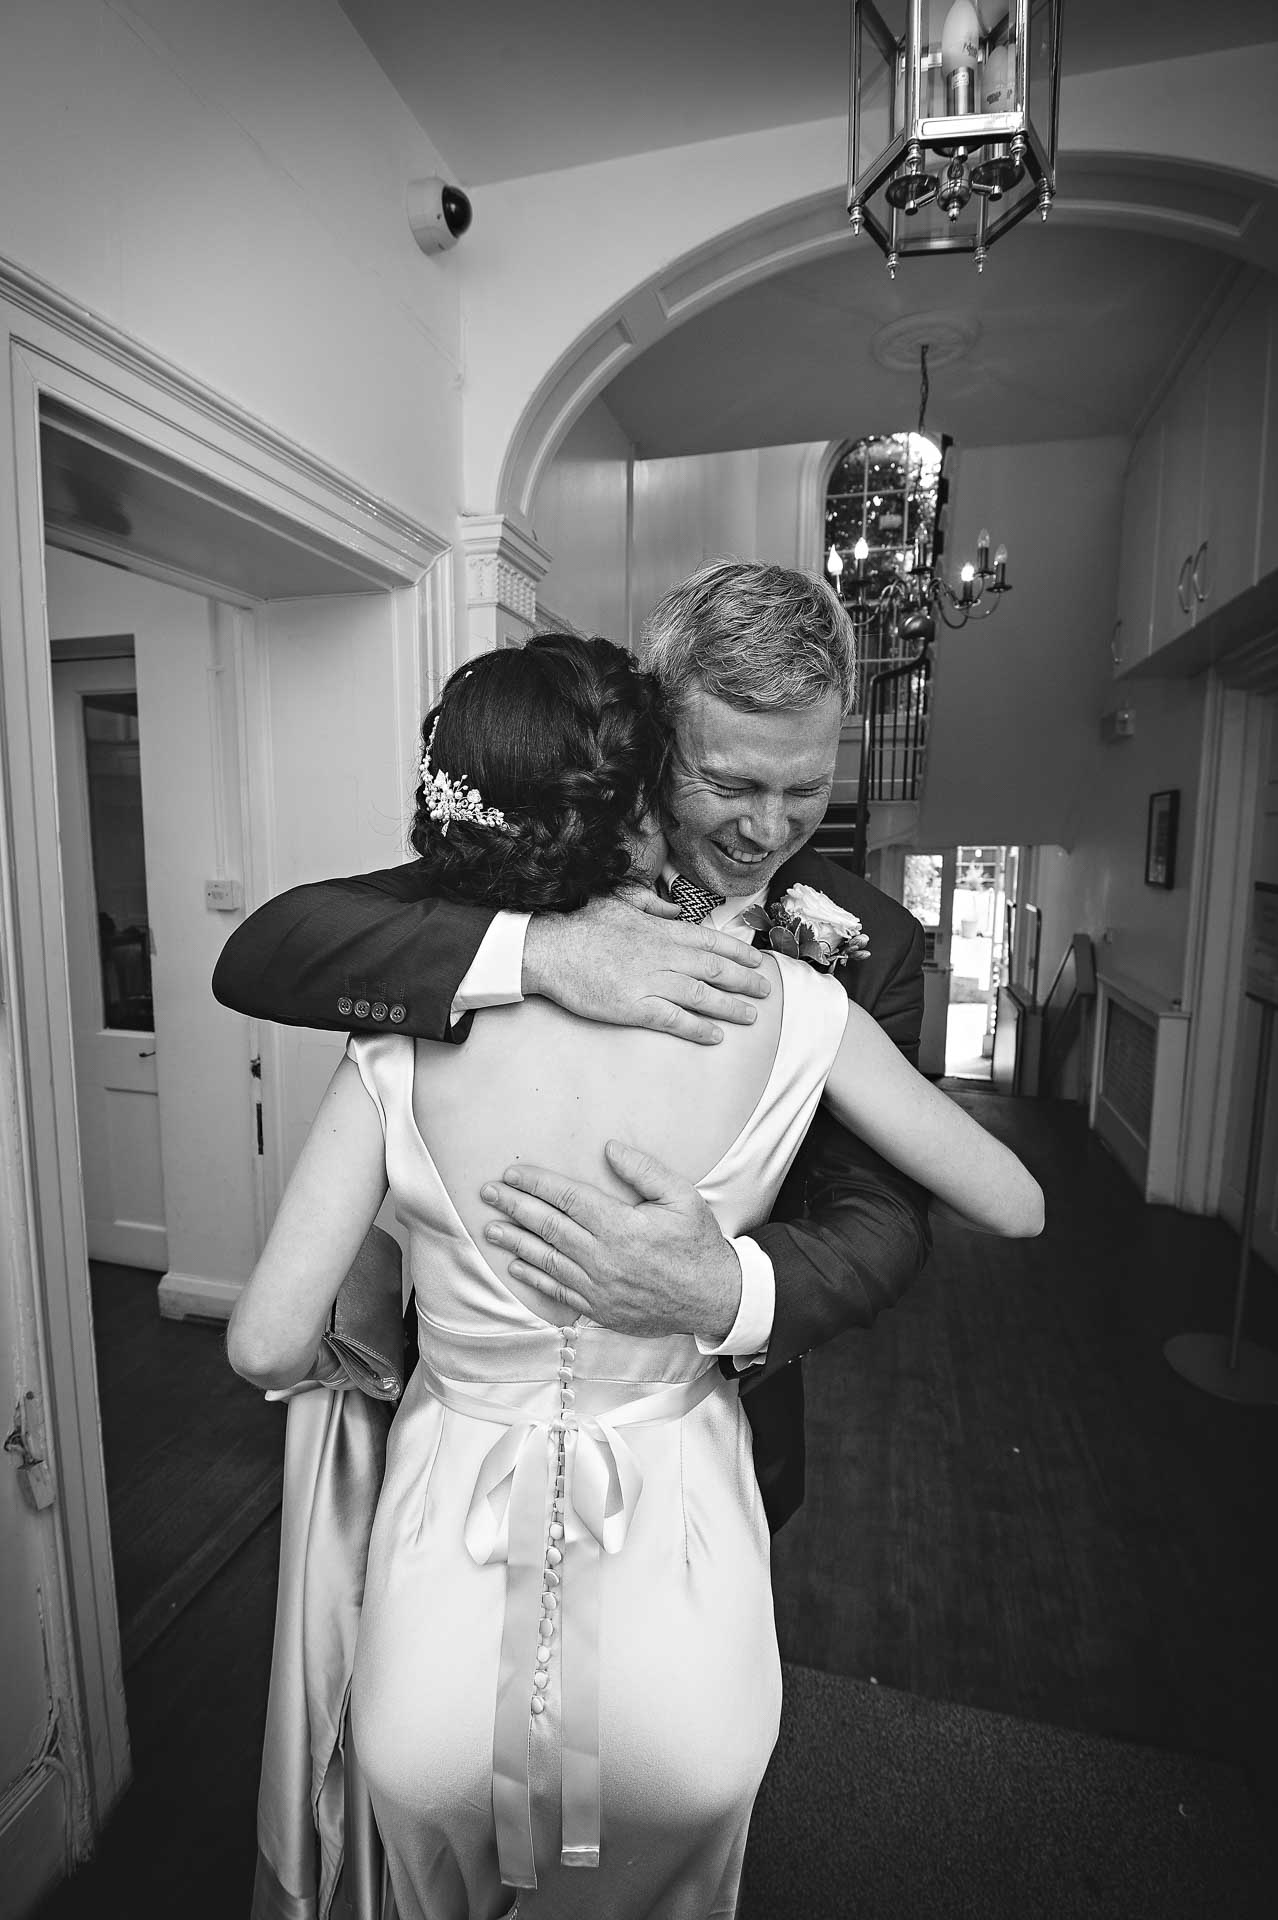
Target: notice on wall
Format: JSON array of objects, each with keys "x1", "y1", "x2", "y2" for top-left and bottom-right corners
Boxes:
[{"x1": 1246, "y1": 881, "x2": 1278, "y2": 1006}]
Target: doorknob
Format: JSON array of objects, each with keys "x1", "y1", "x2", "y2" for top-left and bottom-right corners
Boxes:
[{"x1": 138, "y1": 1048, "x2": 156, "y2": 1058}]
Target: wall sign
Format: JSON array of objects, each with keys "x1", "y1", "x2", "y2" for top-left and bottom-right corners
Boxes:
[{"x1": 1144, "y1": 788, "x2": 1179, "y2": 890}]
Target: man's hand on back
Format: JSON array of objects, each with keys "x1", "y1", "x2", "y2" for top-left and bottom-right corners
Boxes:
[{"x1": 522, "y1": 892, "x2": 769, "y2": 1045}]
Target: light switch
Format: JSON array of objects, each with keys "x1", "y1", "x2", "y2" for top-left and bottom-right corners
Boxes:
[{"x1": 204, "y1": 879, "x2": 244, "y2": 912}]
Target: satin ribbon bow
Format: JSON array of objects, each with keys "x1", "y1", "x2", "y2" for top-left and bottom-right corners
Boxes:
[{"x1": 416, "y1": 1358, "x2": 722, "y2": 1888}]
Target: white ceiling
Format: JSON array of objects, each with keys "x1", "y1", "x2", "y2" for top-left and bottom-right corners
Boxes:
[
  {"x1": 604, "y1": 225, "x2": 1243, "y2": 455},
  {"x1": 337, "y1": 3, "x2": 1278, "y2": 461},
  {"x1": 340, "y1": 0, "x2": 1278, "y2": 186}
]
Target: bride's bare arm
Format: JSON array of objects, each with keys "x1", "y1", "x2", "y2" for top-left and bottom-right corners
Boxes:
[
  {"x1": 227, "y1": 1058, "x2": 389, "y2": 1389},
  {"x1": 821, "y1": 1004, "x2": 1044, "y2": 1237}
]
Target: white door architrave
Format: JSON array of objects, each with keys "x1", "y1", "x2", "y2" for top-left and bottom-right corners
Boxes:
[{"x1": 0, "y1": 255, "x2": 452, "y2": 1891}]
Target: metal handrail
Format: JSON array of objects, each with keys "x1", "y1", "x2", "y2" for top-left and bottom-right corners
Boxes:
[
  {"x1": 850, "y1": 644, "x2": 932, "y2": 875},
  {"x1": 1039, "y1": 933, "x2": 1097, "y2": 1092}
]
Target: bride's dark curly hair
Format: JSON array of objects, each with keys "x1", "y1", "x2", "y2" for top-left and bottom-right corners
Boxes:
[{"x1": 409, "y1": 635, "x2": 670, "y2": 912}]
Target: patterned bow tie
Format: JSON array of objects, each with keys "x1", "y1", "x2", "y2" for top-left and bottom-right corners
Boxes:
[{"x1": 667, "y1": 874, "x2": 727, "y2": 923}]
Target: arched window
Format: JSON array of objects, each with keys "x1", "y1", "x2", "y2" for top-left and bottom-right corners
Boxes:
[{"x1": 823, "y1": 432, "x2": 942, "y2": 701}]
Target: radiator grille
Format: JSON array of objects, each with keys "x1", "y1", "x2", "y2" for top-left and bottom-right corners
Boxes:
[{"x1": 1101, "y1": 1000, "x2": 1156, "y2": 1143}]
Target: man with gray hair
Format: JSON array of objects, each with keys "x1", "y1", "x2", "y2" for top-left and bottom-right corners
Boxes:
[{"x1": 214, "y1": 558, "x2": 928, "y2": 1532}]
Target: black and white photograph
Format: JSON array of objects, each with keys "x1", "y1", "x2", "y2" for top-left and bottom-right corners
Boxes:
[{"x1": 1, "y1": 4, "x2": 1277, "y2": 1918}]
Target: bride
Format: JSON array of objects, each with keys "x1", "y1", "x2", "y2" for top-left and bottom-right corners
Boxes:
[{"x1": 228, "y1": 634, "x2": 1042, "y2": 1920}]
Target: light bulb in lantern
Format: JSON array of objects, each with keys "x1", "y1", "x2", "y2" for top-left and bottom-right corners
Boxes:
[
  {"x1": 826, "y1": 544, "x2": 844, "y2": 580},
  {"x1": 941, "y1": 0, "x2": 981, "y2": 116}
]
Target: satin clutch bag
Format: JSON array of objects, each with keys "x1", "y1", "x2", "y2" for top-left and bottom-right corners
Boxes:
[
  {"x1": 266, "y1": 1224, "x2": 406, "y2": 1406},
  {"x1": 318, "y1": 1223, "x2": 405, "y2": 1400}
]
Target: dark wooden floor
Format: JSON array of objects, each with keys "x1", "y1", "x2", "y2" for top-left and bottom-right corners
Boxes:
[
  {"x1": 87, "y1": 1263, "x2": 285, "y2": 1667},
  {"x1": 772, "y1": 1090, "x2": 1278, "y2": 1821},
  {"x1": 40, "y1": 1090, "x2": 1278, "y2": 1914}
]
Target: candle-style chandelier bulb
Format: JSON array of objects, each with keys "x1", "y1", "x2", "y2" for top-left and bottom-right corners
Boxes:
[{"x1": 827, "y1": 543, "x2": 844, "y2": 579}]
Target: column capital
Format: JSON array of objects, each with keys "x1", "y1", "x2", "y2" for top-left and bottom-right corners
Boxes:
[{"x1": 458, "y1": 513, "x2": 551, "y2": 651}]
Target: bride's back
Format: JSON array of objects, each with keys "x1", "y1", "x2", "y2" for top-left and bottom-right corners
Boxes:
[{"x1": 412, "y1": 959, "x2": 784, "y2": 1323}]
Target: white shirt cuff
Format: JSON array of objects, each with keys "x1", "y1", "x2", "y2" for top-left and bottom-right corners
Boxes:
[
  {"x1": 449, "y1": 911, "x2": 531, "y2": 1025},
  {"x1": 695, "y1": 1236, "x2": 774, "y2": 1370}
]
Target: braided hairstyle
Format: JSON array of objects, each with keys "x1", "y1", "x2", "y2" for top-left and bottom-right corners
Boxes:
[{"x1": 409, "y1": 635, "x2": 670, "y2": 912}]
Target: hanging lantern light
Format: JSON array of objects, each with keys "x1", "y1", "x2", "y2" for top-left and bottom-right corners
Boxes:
[{"x1": 848, "y1": 0, "x2": 1063, "y2": 276}]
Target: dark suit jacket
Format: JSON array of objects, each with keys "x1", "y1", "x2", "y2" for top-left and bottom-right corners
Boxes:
[{"x1": 212, "y1": 853, "x2": 930, "y2": 1532}]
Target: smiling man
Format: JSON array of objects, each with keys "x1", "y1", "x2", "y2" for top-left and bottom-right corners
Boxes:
[{"x1": 213, "y1": 559, "x2": 929, "y2": 1532}]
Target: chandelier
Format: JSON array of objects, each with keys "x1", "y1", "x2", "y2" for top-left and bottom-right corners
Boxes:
[
  {"x1": 848, "y1": 0, "x2": 1063, "y2": 276},
  {"x1": 826, "y1": 344, "x2": 1010, "y2": 645}
]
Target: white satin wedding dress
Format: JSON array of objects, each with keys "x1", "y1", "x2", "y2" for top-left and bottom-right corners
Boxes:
[{"x1": 343, "y1": 955, "x2": 849, "y2": 1920}]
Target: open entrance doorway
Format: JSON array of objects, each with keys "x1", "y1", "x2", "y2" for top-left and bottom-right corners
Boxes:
[{"x1": 904, "y1": 846, "x2": 1017, "y2": 1081}]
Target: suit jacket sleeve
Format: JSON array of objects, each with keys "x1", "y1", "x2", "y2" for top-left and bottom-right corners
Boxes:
[
  {"x1": 750, "y1": 885, "x2": 932, "y2": 1376},
  {"x1": 211, "y1": 865, "x2": 497, "y2": 1042}
]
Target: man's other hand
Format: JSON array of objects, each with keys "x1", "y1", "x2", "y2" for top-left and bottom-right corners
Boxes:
[
  {"x1": 522, "y1": 892, "x2": 768, "y2": 1045},
  {"x1": 480, "y1": 1142, "x2": 741, "y2": 1339}
]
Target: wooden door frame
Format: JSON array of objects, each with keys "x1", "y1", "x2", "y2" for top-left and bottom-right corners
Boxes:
[
  {"x1": 1178, "y1": 675, "x2": 1274, "y2": 1212},
  {"x1": 0, "y1": 255, "x2": 452, "y2": 1850}
]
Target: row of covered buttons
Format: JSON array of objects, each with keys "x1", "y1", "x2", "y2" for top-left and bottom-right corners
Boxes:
[
  {"x1": 531, "y1": 1325, "x2": 576, "y2": 1717},
  {"x1": 337, "y1": 997, "x2": 406, "y2": 1023}
]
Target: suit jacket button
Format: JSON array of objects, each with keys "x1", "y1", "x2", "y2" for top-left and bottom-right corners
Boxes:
[
  {"x1": 337, "y1": 996, "x2": 353, "y2": 1016},
  {"x1": 371, "y1": 1001, "x2": 388, "y2": 1022},
  {"x1": 353, "y1": 999, "x2": 371, "y2": 1018},
  {"x1": 388, "y1": 1004, "x2": 406, "y2": 1024}
]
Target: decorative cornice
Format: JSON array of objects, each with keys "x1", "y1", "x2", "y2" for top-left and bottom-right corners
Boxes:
[{"x1": 0, "y1": 251, "x2": 447, "y2": 569}]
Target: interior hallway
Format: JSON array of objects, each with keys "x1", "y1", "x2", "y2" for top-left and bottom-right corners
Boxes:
[{"x1": 38, "y1": 1088, "x2": 1278, "y2": 1916}]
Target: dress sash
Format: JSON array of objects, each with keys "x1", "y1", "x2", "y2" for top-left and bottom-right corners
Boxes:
[{"x1": 416, "y1": 1354, "x2": 726, "y2": 1890}]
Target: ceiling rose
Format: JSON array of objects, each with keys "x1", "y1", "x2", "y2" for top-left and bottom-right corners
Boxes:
[{"x1": 870, "y1": 312, "x2": 979, "y2": 373}]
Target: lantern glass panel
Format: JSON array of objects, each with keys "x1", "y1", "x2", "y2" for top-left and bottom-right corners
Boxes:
[
  {"x1": 853, "y1": 0, "x2": 904, "y2": 181},
  {"x1": 1026, "y1": 0, "x2": 1059, "y2": 163}
]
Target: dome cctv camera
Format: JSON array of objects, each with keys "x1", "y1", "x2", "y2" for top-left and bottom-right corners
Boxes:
[{"x1": 407, "y1": 176, "x2": 473, "y2": 255}]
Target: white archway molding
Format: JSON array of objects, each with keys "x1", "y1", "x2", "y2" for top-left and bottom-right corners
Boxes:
[{"x1": 461, "y1": 42, "x2": 1278, "y2": 529}]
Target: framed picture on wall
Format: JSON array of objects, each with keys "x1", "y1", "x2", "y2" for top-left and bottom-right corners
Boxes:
[{"x1": 1145, "y1": 788, "x2": 1179, "y2": 889}]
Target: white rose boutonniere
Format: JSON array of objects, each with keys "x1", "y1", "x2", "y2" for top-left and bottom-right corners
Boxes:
[{"x1": 742, "y1": 883, "x2": 871, "y2": 971}]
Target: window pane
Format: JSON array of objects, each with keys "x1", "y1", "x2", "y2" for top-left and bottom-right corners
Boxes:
[
  {"x1": 83, "y1": 692, "x2": 153, "y2": 1032},
  {"x1": 904, "y1": 853, "x2": 944, "y2": 926}
]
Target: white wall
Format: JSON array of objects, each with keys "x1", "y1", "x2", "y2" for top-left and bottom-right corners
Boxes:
[
  {"x1": 45, "y1": 549, "x2": 261, "y2": 1295},
  {"x1": 919, "y1": 437, "x2": 1130, "y2": 847},
  {"x1": 531, "y1": 398, "x2": 632, "y2": 642},
  {"x1": 1030, "y1": 679, "x2": 1208, "y2": 1008},
  {"x1": 917, "y1": 434, "x2": 1213, "y2": 1003},
  {"x1": 533, "y1": 431, "x2": 818, "y2": 644},
  {"x1": 631, "y1": 443, "x2": 814, "y2": 629},
  {"x1": 0, "y1": 0, "x2": 462, "y2": 535}
]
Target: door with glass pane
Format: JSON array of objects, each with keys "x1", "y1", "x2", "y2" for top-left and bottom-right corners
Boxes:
[{"x1": 52, "y1": 655, "x2": 167, "y2": 1268}]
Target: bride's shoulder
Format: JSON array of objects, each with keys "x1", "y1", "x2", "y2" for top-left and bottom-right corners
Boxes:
[{"x1": 772, "y1": 951, "x2": 853, "y2": 1036}]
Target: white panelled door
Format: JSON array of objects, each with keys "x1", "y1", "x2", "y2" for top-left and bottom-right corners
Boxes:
[
  {"x1": 52, "y1": 657, "x2": 167, "y2": 1269},
  {"x1": 254, "y1": 593, "x2": 414, "y2": 1217}
]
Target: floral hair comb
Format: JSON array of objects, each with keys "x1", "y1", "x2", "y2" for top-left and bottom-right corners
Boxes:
[{"x1": 418, "y1": 716, "x2": 510, "y2": 836}]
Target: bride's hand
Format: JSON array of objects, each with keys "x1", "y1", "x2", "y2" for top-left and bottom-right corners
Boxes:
[
  {"x1": 480, "y1": 1143, "x2": 742, "y2": 1340},
  {"x1": 521, "y1": 894, "x2": 769, "y2": 1046}
]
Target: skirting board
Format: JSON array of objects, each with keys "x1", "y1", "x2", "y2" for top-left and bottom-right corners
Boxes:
[{"x1": 157, "y1": 1271, "x2": 245, "y2": 1323}]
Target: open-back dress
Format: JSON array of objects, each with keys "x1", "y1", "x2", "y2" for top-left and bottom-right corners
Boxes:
[{"x1": 345, "y1": 955, "x2": 849, "y2": 1920}]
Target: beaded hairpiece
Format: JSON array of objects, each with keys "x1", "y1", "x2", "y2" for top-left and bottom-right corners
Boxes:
[{"x1": 418, "y1": 715, "x2": 510, "y2": 836}]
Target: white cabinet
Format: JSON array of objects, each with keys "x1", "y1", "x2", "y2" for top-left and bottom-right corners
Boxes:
[
  {"x1": 1114, "y1": 279, "x2": 1274, "y2": 677},
  {"x1": 1112, "y1": 420, "x2": 1163, "y2": 672},
  {"x1": 1196, "y1": 290, "x2": 1268, "y2": 619},
  {"x1": 1150, "y1": 361, "x2": 1207, "y2": 649}
]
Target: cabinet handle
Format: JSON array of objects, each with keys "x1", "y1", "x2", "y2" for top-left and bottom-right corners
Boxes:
[
  {"x1": 1191, "y1": 538, "x2": 1210, "y2": 605},
  {"x1": 1176, "y1": 554, "x2": 1194, "y2": 615},
  {"x1": 1110, "y1": 618, "x2": 1123, "y2": 666}
]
